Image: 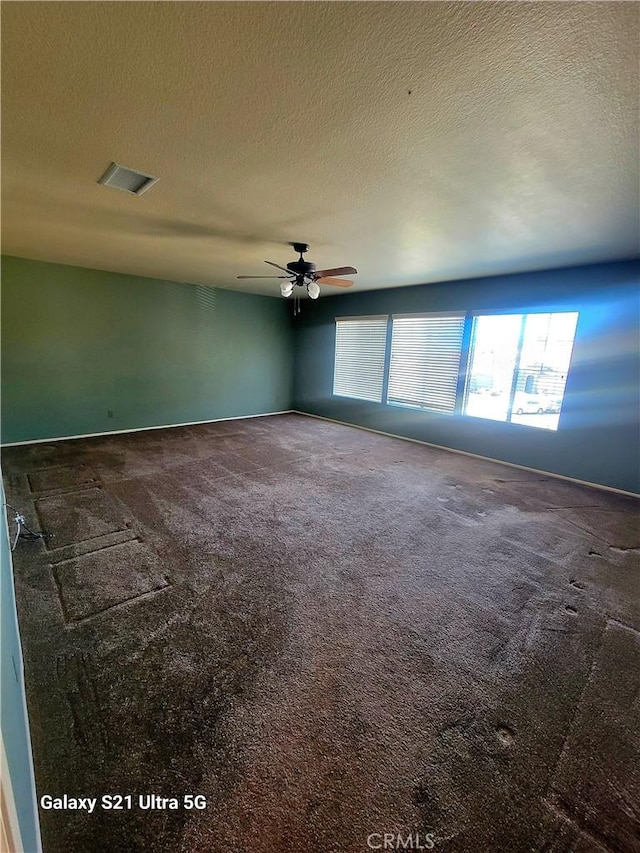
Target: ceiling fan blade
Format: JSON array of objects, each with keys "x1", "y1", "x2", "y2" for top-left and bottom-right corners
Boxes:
[
  {"x1": 314, "y1": 266, "x2": 357, "y2": 278},
  {"x1": 265, "y1": 260, "x2": 295, "y2": 274},
  {"x1": 237, "y1": 275, "x2": 290, "y2": 279},
  {"x1": 317, "y1": 277, "x2": 354, "y2": 288}
]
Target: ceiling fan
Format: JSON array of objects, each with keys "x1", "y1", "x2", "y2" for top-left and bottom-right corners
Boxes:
[{"x1": 237, "y1": 243, "x2": 357, "y2": 304}]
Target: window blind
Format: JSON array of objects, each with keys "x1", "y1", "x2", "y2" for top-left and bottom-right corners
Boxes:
[
  {"x1": 387, "y1": 314, "x2": 465, "y2": 413},
  {"x1": 333, "y1": 316, "x2": 388, "y2": 402}
]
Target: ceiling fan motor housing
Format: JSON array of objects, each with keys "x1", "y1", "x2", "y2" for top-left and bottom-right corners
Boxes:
[{"x1": 287, "y1": 260, "x2": 316, "y2": 276}]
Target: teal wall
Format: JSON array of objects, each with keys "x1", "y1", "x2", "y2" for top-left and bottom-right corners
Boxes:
[
  {"x1": 1, "y1": 480, "x2": 41, "y2": 852},
  {"x1": 293, "y1": 261, "x2": 640, "y2": 494},
  {"x1": 1, "y1": 256, "x2": 293, "y2": 443}
]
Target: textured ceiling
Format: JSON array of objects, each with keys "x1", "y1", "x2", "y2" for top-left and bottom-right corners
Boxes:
[{"x1": 2, "y1": 2, "x2": 638, "y2": 297}]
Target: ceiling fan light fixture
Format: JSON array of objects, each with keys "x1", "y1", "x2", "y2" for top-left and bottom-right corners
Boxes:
[
  {"x1": 280, "y1": 281, "x2": 294, "y2": 297},
  {"x1": 307, "y1": 280, "x2": 320, "y2": 300}
]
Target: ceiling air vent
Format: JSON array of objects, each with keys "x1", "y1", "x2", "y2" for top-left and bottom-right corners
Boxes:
[{"x1": 97, "y1": 162, "x2": 159, "y2": 195}]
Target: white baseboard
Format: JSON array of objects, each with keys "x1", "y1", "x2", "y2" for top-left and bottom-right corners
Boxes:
[
  {"x1": 294, "y1": 410, "x2": 640, "y2": 499},
  {"x1": 1, "y1": 410, "x2": 294, "y2": 448}
]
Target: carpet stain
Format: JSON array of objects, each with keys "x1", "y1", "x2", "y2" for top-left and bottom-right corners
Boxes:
[
  {"x1": 569, "y1": 578, "x2": 588, "y2": 590},
  {"x1": 495, "y1": 725, "x2": 515, "y2": 747}
]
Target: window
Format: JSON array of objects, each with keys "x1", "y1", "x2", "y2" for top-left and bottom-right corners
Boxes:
[
  {"x1": 387, "y1": 314, "x2": 465, "y2": 413},
  {"x1": 331, "y1": 309, "x2": 579, "y2": 431},
  {"x1": 463, "y1": 312, "x2": 578, "y2": 431},
  {"x1": 333, "y1": 316, "x2": 388, "y2": 402}
]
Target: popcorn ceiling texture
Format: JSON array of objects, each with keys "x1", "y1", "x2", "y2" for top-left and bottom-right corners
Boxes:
[
  {"x1": 2, "y1": 2, "x2": 638, "y2": 296},
  {"x1": 3, "y1": 414, "x2": 639, "y2": 852}
]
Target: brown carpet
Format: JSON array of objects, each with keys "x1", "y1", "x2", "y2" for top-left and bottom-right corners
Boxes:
[{"x1": 3, "y1": 413, "x2": 639, "y2": 853}]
